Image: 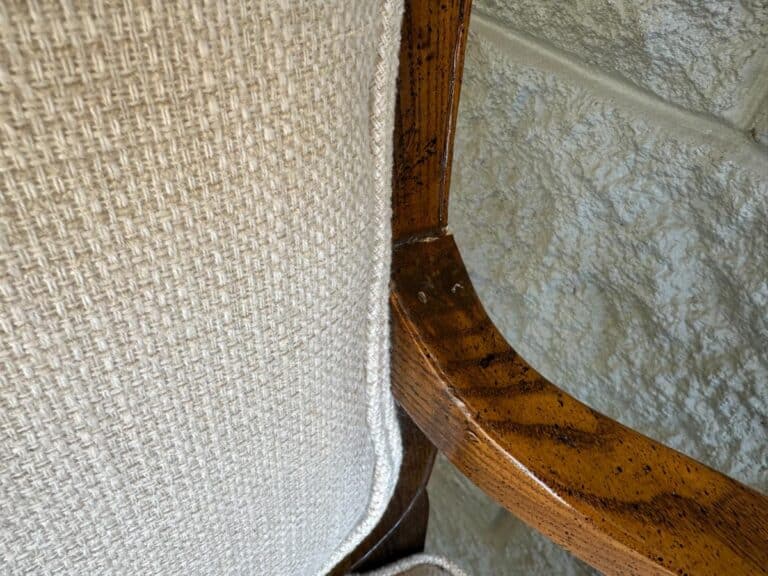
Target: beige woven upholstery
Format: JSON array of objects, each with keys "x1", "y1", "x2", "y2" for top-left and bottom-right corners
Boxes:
[
  {"x1": 1, "y1": 1, "x2": 403, "y2": 573},
  {"x1": 358, "y1": 555, "x2": 469, "y2": 576}
]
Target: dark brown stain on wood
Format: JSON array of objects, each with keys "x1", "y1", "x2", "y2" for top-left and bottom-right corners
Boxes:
[{"x1": 392, "y1": 0, "x2": 472, "y2": 243}]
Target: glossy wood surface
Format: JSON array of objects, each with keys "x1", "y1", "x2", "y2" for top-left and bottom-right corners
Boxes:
[
  {"x1": 391, "y1": 234, "x2": 768, "y2": 576},
  {"x1": 331, "y1": 408, "x2": 436, "y2": 575},
  {"x1": 392, "y1": 0, "x2": 472, "y2": 243}
]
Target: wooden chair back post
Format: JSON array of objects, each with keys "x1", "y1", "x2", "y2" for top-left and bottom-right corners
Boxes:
[{"x1": 393, "y1": 0, "x2": 473, "y2": 244}]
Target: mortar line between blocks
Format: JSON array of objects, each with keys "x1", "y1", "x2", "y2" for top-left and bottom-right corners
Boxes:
[{"x1": 470, "y1": 12, "x2": 768, "y2": 176}]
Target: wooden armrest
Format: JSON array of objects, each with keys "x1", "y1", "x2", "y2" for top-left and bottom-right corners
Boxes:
[{"x1": 391, "y1": 234, "x2": 768, "y2": 576}]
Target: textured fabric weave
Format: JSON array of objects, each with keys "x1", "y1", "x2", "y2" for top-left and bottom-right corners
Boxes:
[
  {"x1": 358, "y1": 554, "x2": 469, "y2": 576},
  {"x1": 1, "y1": 1, "x2": 403, "y2": 574}
]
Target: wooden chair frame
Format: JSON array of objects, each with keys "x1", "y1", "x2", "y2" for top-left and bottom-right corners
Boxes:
[{"x1": 335, "y1": 1, "x2": 768, "y2": 574}]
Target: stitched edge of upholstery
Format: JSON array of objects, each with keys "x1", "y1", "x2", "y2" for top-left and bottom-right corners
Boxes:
[
  {"x1": 320, "y1": 0, "x2": 406, "y2": 573},
  {"x1": 353, "y1": 553, "x2": 471, "y2": 576}
]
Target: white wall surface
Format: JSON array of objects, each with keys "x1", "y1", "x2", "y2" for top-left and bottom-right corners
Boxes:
[
  {"x1": 427, "y1": 3, "x2": 767, "y2": 574},
  {"x1": 475, "y1": 0, "x2": 768, "y2": 132}
]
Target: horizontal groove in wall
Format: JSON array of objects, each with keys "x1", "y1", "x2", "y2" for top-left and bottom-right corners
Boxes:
[{"x1": 470, "y1": 13, "x2": 768, "y2": 176}]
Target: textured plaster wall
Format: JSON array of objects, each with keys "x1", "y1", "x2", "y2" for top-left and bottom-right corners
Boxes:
[
  {"x1": 475, "y1": 0, "x2": 768, "y2": 127},
  {"x1": 425, "y1": 4, "x2": 767, "y2": 575}
]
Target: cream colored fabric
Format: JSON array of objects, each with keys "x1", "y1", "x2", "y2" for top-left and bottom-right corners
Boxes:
[
  {"x1": 1, "y1": 1, "x2": 403, "y2": 574},
  {"x1": 359, "y1": 554, "x2": 469, "y2": 576}
]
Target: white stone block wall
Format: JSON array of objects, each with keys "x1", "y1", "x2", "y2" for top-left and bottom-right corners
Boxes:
[
  {"x1": 427, "y1": 3, "x2": 767, "y2": 574},
  {"x1": 476, "y1": 0, "x2": 768, "y2": 140}
]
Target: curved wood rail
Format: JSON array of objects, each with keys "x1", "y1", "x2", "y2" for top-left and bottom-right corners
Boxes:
[{"x1": 391, "y1": 234, "x2": 768, "y2": 576}]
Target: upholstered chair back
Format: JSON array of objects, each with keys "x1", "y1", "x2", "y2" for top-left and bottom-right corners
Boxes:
[{"x1": 1, "y1": 2, "x2": 403, "y2": 573}]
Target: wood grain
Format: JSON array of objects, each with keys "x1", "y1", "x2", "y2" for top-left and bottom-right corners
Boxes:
[
  {"x1": 392, "y1": 0, "x2": 472, "y2": 243},
  {"x1": 330, "y1": 408, "x2": 436, "y2": 574},
  {"x1": 391, "y1": 234, "x2": 768, "y2": 576}
]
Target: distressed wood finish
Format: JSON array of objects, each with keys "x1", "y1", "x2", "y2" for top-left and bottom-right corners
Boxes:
[
  {"x1": 331, "y1": 408, "x2": 436, "y2": 575},
  {"x1": 391, "y1": 234, "x2": 768, "y2": 576},
  {"x1": 392, "y1": 0, "x2": 472, "y2": 243}
]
